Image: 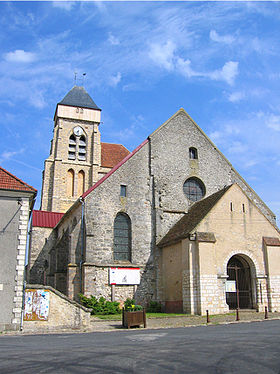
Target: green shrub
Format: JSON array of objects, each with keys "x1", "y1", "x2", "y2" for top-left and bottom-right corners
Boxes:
[
  {"x1": 124, "y1": 298, "x2": 143, "y2": 311},
  {"x1": 147, "y1": 300, "x2": 162, "y2": 313},
  {"x1": 79, "y1": 294, "x2": 121, "y2": 315}
]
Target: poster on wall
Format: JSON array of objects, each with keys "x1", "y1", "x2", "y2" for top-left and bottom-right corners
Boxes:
[
  {"x1": 109, "y1": 267, "x2": 140, "y2": 285},
  {"x1": 225, "y1": 280, "x2": 236, "y2": 293},
  {"x1": 24, "y1": 289, "x2": 50, "y2": 321}
]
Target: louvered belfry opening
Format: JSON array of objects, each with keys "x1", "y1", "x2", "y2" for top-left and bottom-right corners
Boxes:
[
  {"x1": 113, "y1": 213, "x2": 131, "y2": 261},
  {"x1": 226, "y1": 255, "x2": 253, "y2": 309}
]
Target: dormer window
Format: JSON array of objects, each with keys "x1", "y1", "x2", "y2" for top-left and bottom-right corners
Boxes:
[{"x1": 189, "y1": 147, "x2": 198, "y2": 159}]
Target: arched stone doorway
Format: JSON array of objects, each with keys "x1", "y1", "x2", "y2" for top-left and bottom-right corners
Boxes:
[{"x1": 226, "y1": 255, "x2": 255, "y2": 309}]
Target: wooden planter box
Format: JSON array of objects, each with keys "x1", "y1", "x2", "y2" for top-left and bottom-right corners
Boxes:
[{"x1": 122, "y1": 308, "x2": 146, "y2": 329}]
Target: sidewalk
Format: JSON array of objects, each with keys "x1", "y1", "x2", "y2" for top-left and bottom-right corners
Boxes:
[
  {"x1": 89, "y1": 311, "x2": 280, "y2": 332},
  {"x1": 2, "y1": 311, "x2": 280, "y2": 336}
]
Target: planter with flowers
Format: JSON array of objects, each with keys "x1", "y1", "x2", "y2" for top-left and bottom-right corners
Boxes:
[{"x1": 122, "y1": 298, "x2": 146, "y2": 329}]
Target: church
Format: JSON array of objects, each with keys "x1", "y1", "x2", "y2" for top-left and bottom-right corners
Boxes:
[{"x1": 28, "y1": 85, "x2": 280, "y2": 315}]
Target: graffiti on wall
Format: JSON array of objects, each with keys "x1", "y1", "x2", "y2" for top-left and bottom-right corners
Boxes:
[{"x1": 24, "y1": 289, "x2": 50, "y2": 321}]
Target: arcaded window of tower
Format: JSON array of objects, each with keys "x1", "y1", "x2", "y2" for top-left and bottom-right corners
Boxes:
[
  {"x1": 68, "y1": 135, "x2": 76, "y2": 160},
  {"x1": 67, "y1": 169, "x2": 74, "y2": 197},
  {"x1": 78, "y1": 135, "x2": 86, "y2": 161},
  {"x1": 77, "y1": 170, "x2": 85, "y2": 195}
]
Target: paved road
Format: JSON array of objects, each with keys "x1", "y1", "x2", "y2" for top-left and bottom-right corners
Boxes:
[{"x1": 1, "y1": 320, "x2": 280, "y2": 373}]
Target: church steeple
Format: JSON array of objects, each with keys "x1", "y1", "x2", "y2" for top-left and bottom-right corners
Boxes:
[
  {"x1": 58, "y1": 86, "x2": 101, "y2": 110},
  {"x1": 40, "y1": 86, "x2": 102, "y2": 213}
]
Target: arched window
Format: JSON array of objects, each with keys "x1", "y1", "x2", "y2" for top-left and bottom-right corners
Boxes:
[
  {"x1": 77, "y1": 170, "x2": 85, "y2": 196},
  {"x1": 113, "y1": 213, "x2": 131, "y2": 261},
  {"x1": 78, "y1": 135, "x2": 86, "y2": 161},
  {"x1": 189, "y1": 147, "x2": 198, "y2": 159},
  {"x1": 183, "y1": 177, "x2": 205, "y2": 202},
  {"x1": 68, "y1": 135, "x2": 76, "y2": 160},
  {"x1": 68, "y1": 129, "x2": 87, "y2": 161},
  {"x1": 67, "y1": 169, "x2": 74, "y2": 197}
]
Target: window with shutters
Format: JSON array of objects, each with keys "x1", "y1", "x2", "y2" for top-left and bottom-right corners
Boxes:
[
  {"x1": 113, "y1": 213, "x2": 131, "y2": 261},
  {"x1": 68, "y1": 135, "x2": 76, "y2": 160},
  {"x1": 78, "y1": 135, "x2": 86, "y2": 161}
]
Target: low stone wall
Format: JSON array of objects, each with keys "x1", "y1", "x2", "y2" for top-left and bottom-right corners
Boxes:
[{"x1": 23, "y1": 284, "x2": 91, "y2": 333}]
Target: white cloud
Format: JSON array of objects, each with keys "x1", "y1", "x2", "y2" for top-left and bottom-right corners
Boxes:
[
  {"x1": 109, "y1": 72, "x2": 122, "y2": 87},
  {"x1": 210, "y1": 61, "x2": 239, "y2": 86},
  {"x1": 243, "y1": 159, "x2": 258, "y2": 168},
  {"x1": 210, "y1": 30, "x2": 235, "y2": 44},
  {"x1": 108, "y1": 33, "x2": 120, "y2": 46},
  {"x1": 228, "y1": 91, "x2": 245, "y2": 103},
  {"x1": 266, "y1": 114, "x2": 280, "y2": 131},
  {"x1": 0, "y1": 148, "x2": 24, "y2": 163},
  {"x1": 228, "y1": 141, "x2": 247, "y2": 154},
  {"x1": 148, "y1": 40, "x2": 176, "y2": 71},
  {"x1": 209, "y1": 131, "x2": 222, "y2": 144},
  {"x1": 176, "y1": 57, "x2": 197, "y2": 78},
  {"x1": 4, "y1": 50, "x2": 35, "y2": 63},
  {"x1": 52, "y1": 2, "x2": 75, "y2": 11}
]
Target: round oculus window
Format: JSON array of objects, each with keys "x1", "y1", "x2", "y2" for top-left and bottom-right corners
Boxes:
[{"x1": 183, "y1": 177, "x2": 205, "y2": 202}]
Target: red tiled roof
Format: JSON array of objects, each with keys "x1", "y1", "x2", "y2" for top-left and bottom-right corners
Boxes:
[
  {"x1": 101, "y1": 143, "x2": 130, "y2": 168},
  {"x1": 82, "y1": 139, "x2": 148, "y2": 199},
  {"x1": 32, "y1": 210, "x2": 64, "y2": 228},
  {"x1": 0, "y1": 166, "x2": 37, "y2": 193}
]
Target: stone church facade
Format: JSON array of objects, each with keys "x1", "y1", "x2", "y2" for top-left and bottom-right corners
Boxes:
[{"x1": 29, "y1": 86, "x2": 280, "y2": 315}]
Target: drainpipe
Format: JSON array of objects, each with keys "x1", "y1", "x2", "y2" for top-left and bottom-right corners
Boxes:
[{"x1": 79, "y1": 197, "x2": 85, "y2": 293}]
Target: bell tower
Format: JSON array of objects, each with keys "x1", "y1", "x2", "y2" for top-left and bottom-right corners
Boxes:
[{"x1": 40, "y1": 86, "x2": 102, "y2": 213}]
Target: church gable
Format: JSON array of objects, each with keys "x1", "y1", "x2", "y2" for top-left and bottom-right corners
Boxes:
[{"x1": 148, "y1": 109, "x2": 275, "y2": 232}]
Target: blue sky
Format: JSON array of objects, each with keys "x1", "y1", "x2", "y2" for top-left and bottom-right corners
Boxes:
[{"x1": 0, "y1": 1, "x2": 280, "y2": 223}]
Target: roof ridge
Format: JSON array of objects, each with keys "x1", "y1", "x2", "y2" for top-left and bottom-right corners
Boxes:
[
  {"x1": 0, "y1": 166, "x2": 37, "y2": 192},
  {"x1": 101, "y1": 142, "x2": 129, "y2": 148},
  {"x1": 33, "y1": 209, "x2": 63, "y2": 214}
]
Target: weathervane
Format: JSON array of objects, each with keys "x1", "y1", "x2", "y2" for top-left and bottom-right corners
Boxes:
[{"x1": 74, "y1": 72, "x2": 86, "y2": 86}]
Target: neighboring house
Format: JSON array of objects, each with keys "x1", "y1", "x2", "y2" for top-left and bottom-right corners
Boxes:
[
  {"x1": 0, "y1": 167, "x2": 36, "y2": 331},
  {"x1": 29, "y1": 86, "x2": 280, "y2": 315}
]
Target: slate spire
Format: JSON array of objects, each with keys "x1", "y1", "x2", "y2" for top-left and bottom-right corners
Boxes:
[{"x1": 59, "y1": 85, "x2": 101, "y2": 110}]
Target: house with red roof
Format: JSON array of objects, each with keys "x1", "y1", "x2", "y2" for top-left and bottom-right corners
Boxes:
[
  {"x1": 0, "y1": 166, "x2": 36, "y2": 331},
  {"x1": 28, "y1": 87, "x2": 280, "y2": 316}
]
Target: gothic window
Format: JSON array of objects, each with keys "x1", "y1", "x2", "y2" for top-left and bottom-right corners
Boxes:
[
  {"x1": 189, "y1": 147, "x2": 198, "y2": 159},
  {"x1": 113, "y1": 213, "x2": 131, "y2": 261},
  {"x1": 77, "y1": 170, "x2": 85, "y2": 196},
  {"x1": 68, "y1": 134, "x2": 76, "y2": 160},
  {"x1": 183, "y1": 177, "x2": 205, "y2": 202},
  {"x1": 68, "y1": 130, "x2": 87, "y2": 161},
  {"x1": 78, "y1": 135, "x2": 86, "y2": 161},
  {"x1": 67, "y1": 169, "x2": 74, "y2": 197}
]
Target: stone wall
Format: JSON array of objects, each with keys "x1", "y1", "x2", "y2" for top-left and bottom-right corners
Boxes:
[
  {"x1": 23, "y1": 285, "x2": 91, "y2": 332},
  {"x1": 28, "y1": 226, "x2": 56, "y2": 285}
]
